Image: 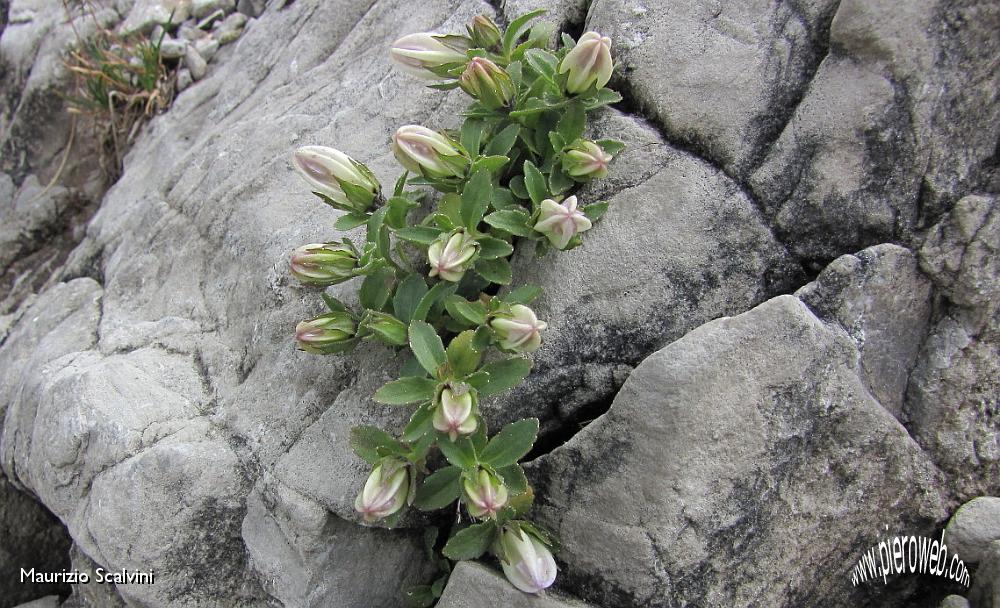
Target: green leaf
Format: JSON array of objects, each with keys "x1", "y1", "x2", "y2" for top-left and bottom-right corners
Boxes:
[
  {"x1": 411, "y1": 281, "x2": 458, "y2": 322},
  {"x1": 399, "y1": 354, "x2": 429, "y2": 378},
  {"x1": 461, "y1": 169, "x2": 493, "y2": 230},
  {"x1": 557, "y1": 100, "x2": 586, "y2": 143},
  {"x1": 404, "y1": 585, "x2": 435, "y2": 608},
  {"x1": 476, "y1": 257, "x2": 512, "y2": 285},
  {"x1": 472, "y1": 325, "x2": 494, "y2": 351},
  {"x1": 393, "y1": 171, "x2": 408, "y2": 197},
  {"x1": 350, "y1": 425, "x2": 400, "y2": 464},
  {"x1": 524, "y1": 48, "x2": 558, "y2": 83},
  {"x1": 504, "y1": 285, "x2": 542, "y2": 305},
  {"x1": 484, "y1": 210, "x2": 535, "y2": 238},
  {"x1": 395, "y1": 225, "x2": 444, "y2": 245},
  {"x1": 460, "y1": 119, "x2": 484, "y2": 156},
  {"x1": 496, "y1": 463, "x2": 528, "y2": 494},
  {"x1": 548, "y1": 163, "x2": 575, "y2": 194},
  {"x1": 447, "y1": 330, "x2": 482, "y2": 377},
  {"x1": 470, "y1": 155, "x2": 509, "y2": 174},
  {"x1": 438, "y1": 436, "x2": 478, "y2": 470},
  {"x1": 442, "y1": 522, "x2": 497, "y2": 561},
  {"x1": 321, "y1": 293, "x2": 348, "y2": 312},
  {"x1": 413, "y1": 466, "x2": 463, "y2": 511},
  {"x1": 445, "y1": 296, "x2": 488, "y2": 326},
  {"x1": 334, "y1": 212, "x2": 370, "y2": 230},
  {"x1": 523, "y1": 160, "x2": 548, "y2": 205},
  {"x1": 479, "y1": 418, "x2": 539, "y2": 467},
  {"x1": 484, "y1": 123, "x2": 521, "y2": 157},
  {"x1": 475, "y1": 358, "x2": 532, "y2": 396},
  {"x1": 477, "y1": 236, "x2": 514, "y2": 259},
  {"x1": 583, "y1": 200, "x2": 610, "y2": 222},
  {"x1": 596, "y1": 139, "x2": 626, "y2": 156},
  {"x1": 508, "y1": 175, "x2": 529, "y2": 200},
  {"x1": 386, "y1": 196, "x2": 418, "y2": 229},
  {"x1": 359, "y1": 267, "x2": 394, "y2": 311},
  {"x1": 409, "y1": 321, "x2": 446, "y2": 375},
  {"x1": 491, "y1": 187, "x2": 519, "y2": 211},
  {"x1": 502, "y1": 8, "x2": 547, "y2": 55},
  {"x1": 373, "y1": 377, "x2": 438, "y2": 405},
  {"x1": 585, "y1": 88, "x2": 623, "y2": 110},
  {"x1": 437, "y1": 192, "x2": 463, "y2": 228},
  {"x1": 402, "y1": 402, "x2": 435, "y2": 441},
  {"x1": 393, "y1": 274, "x2": 428, "y2": 323}
]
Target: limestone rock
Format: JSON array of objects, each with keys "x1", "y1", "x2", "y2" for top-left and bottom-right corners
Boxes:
[
  {"x1": 191, "y1": 0, "x2": 234, "y2": 19},
  {"x1": 939, "y1": 597, "x2": 970, "y2": 608},
  {"x1": 526, "y1": 296, "x2": 947, "y2": 607},
  {"x1": 945, "y1": 497, "x2": 1000, "y2": 564},
  {"x1": 120, "y1": 0, "x2": 191, "y2": 34},
  {"x1": 907, "y1": 195, "x2": 1000, "y2": 499},
  {"x1": 969, "y1": 540, "x2": 1000, "y2": 608},
  {"x1": 796, "y1": 243, "x2": 933, "y2": 420},
  {"x1": 437, "y1": 561, "x2": 596, "y2": 608}
]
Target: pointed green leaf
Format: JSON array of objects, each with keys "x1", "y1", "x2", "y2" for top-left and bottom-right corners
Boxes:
[
  {"x1": 502, "y1": 8, "x2": 547, "y2": 55},
  {"x1": 373, "y1": 377, "x2": 438, "y2": 405},
  {"x1": 445, "y1": 296, "x2": 488, "y2": 326},
  {"x1": 479, "y1": 418, "x2": 539, "y2": 467},
  {"x1": 523, "y1": 160, "x2": 548, "y2": 205},
  {"x1": 461, "y1": 169, "x2": 493, "y2": 230},
  {"x1": 413, "y1": 465, "x2": 463, "y2": 511},
  {"x1": 442, "y1": 521, "x2": 497, "y2": 560},
  {"x1": 359, "y1": 267, "x2": 394, "y2": 311},
  {"x1": 438, "y1": 435, "x2": 478, "y2": 470},
  {"x1": 402, "y1": 402, "x2": 435, "y2": 441},
  {"x1": 476, "y1": 357, "x2": 532, "y2": 396},
  {"x1": 476, "y1": 257, "x2": 512, "y2": 285},
  {"x1": 409, "y1": 321, "x2": 446, "y2": 375},
  {"x1": 350, "y1": 425, "x2": 401, "y2": 464},
  {"x1": 411, "y1": 281, "x2": 458, "y2": 322},
  {"x1": 557, "y1": 100, "x2": 586, "y2": 143},
  {"x1": 460, "y1": 119, "x2": 484, "y2": 156},
  {"x1": 477, "y1": 236, "x2": 514, "y2": 259},
  {"x1": 334, "y1": 212, "x2": 370, "y2": 230},
  {"x1": 484, "y1": 123, "x2": 521, "y2": 157},
  {"x1": 583, "y1": 200, "x2": 609, "y2": 222},
  {"x1": 503, "y1": 285, "x2": 542, "y2": 305},
  {"x1": 393, "y1": 274, "x2": 429, "y2": 323},
  {"x1": 395, "y1": 225, "x2": 444, "y2": 245},
  {"x1": 484, "y1": 210, "x2": 535, "y2": 238},
  {"x1": 447, "y1": 330, "x2": 482, "y2": 377}
]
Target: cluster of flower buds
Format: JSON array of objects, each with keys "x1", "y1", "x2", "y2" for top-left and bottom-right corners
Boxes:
[
  {"x1": 289, "y1": 242, "x2": 358, "y2": 286},
  {"x1": 392, "y1": 125, "x2": 469, "y2": 179},
  {"x1": 291, "y1": 146, "x2": 380, "y2": 213},
  {"x1": 533, "y1": 195, "x2": 593, "y2": 250},
  {"x1": 491, "y1": 304, "x2": 548, "y2": 353},
  {"x1": 463, "y1": 468, "x2": 508, "y2": 519},
  {"x1": 295, "y1": 311, "x2": 356, "y2": 354},
  {"x1": 559, "y1": 31, "x2": 613, "y2": 94},
  {"x1": 355, "y1": 459, "x2": 410, "y2": 522},
  {"x1": 497, "y1": 526, "x2": 558, "y2": 594},
  {"x1": 427, "y1": 230, "x2": 478, "y2": 282},
  {"x1": 467, "y1": 15, "x2": 501, "y2": 49},
  {"x1": 432, "y1": 386, "x2": 478, "y2": 440}
]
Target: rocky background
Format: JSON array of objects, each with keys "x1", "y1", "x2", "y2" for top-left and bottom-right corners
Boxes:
[{"x1": 0, "y1": 0, "x2": 997, "y2": 607}]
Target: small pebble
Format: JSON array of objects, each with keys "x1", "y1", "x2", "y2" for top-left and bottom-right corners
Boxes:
[
  {"x1": 184, "y1": 45, "x2": 207, "y2": 80},
  {"x1": 159, "y1": 38, "x2": 188, "y2": 59},
  {"x1": 194, "y1": 37, "x2": 219, "y2": 62},
  {"x1": 176, "y1": 68, "x2": 193, "y2": 91}
]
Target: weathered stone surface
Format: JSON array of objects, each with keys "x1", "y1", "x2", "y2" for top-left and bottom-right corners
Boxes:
[
  {"x1": 946, "y1": 496, "x2": 1000, "y2": 564},
  {"x1": 119, "y1": 0, "x2": 191, "y2": 34},
  {"x1": 13, "y1": 596, "x2": 61, "y2": 608},
  {"x1": 906, "y1": 195, "x2": 999, "y2": 500},
  {"x1": 0, "y1": 475, "x2": 72, "y2": 606},
  {"x1": 796, "y1": 243, "x2": 933, "y2": 420},
  {"x1": 526, "y1": 295, "x2": 947, "y2": 607},
  {"x1": 438, "y1": 561, "x2": 596, "y2": 608},
  {"x1": 750, "y1": 0, "x2": 1000, "y2": 265},
  {"x1": 589, "y1": 0, "x2": 839, "y2": 176},
  {"x1": 939, "y1": 596, "x2": 970, "y2": 608},
  {"x1": 497, "y1": 109, "x2": 802, "y2": 437},
  {"x1": 61, "y1": 544, "x2": 128, "y2": 608},
  {"x1": 969, "y1": 540, "x2": 1000, "y2": 608}
]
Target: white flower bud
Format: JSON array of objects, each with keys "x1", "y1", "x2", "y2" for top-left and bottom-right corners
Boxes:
[
  {"x1": 432, "y1": 387, "x2": 477, "y2": 441},
  {"x1": 532, "y1": 196, "x2": 593, "y2": 250},
  {"x1": 558, "y1": 31, "x2": 613, "y2": 94},
  {"x1": 499, "y1": 527, "x2": 557, "y2": 594},
  {"x1": 490, "y1": 305, "x2": 547, "y2": 353}
]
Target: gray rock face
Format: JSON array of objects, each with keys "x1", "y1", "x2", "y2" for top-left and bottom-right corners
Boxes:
[
  {"x1": 0, "y1": 0, "x2": 996, "y2": 606},
  {"x1": 907, "y1": 195, "x2": 999, "y2": 500},
  {"x1": 526, "y1": 296, "x2": 947, "y2": 607},
  {"x1": 437, "y1": 561, "x2": 596, "y2": 608},
  {"x1": 945, "y1": 497, "x2": 1000, "y2": 565},
  {"x1": 939, "y1": 596, "x2": 970, "y2": 608},
  {"x1": 749, "y1": 0, "x2": 1000, "y2": 265},
  {"x1": 796, "y1": 243, "x2": 933, "y2": 421},
  {"x1": 969, "y1": 540, "x2": 1000, "y2": 608}
]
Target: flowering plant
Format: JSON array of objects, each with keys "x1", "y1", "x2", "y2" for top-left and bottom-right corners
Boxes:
[{"x1": 286, "y1": 11, "x2": 621, "y2": 604}]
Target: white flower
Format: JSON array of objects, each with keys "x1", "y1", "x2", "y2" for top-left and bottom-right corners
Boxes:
[
  {"x1": 432, "y1": 388, "x2": 477, "y2": 441},
  {"x1": 499, "y1": 527, "x2": 557, "y2": 594},
  {"x1": 491, "y1": 305, "x2": 547, "y2": 353},
  {"x1": 533, "y1": 196, "x2": 592, "y2": 250}
]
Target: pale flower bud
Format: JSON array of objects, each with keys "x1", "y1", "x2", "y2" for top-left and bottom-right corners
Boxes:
[
  {"x1": 427, "y1": 230, "x2": 478, "y2": 282},
  {"x1": 295, "y1": 312, "x2": 356, "y2": 354},
  {"x1": 463, "y1": 468, "x2": 509, "y2": 519},
  {"x1": 392, "y1": 125, "x2": 469, "y2": 179},
  {"x1": 561, "y1": 140, "x2": 613, "y2": 180},
  {"x1": 354, "y1": 460, "x2": 409, "y2": 522},
  {"x1": 469, "y1": 15, "x2": 502, "y2": 49},
  {"x1": 498, "y1": 527, "x2": 558, "y2": 594},
  {"x1": 490, "y1": 304, "x2": 547, "y2": 353},
  {"x1": 389, "y1": 32, "x2": 469, "y2": 80},
  {"x1": 432, "y1": 387, "x2": 477, "y2": 441},
  {"x1": 292, "y1": 146, "x2": 379, "y2": 212},
  {"x1": 289, "y1": 242, "x2": 357, "y2": 286},
  {"x1": 459, "y1": 57, "x2": 515, "y2": 110},
  {"x1": 363, "y1": 311, "x2": 408, "y2": 346},
  {"x1": 532, "y1": 196, "x2": 593, "y2": 250},
  {"x1": 558, "y1": 31, "x2": 613, "y2": 94}
]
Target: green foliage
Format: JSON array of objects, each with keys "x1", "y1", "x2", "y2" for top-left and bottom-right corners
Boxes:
[{"x1": 285, "y1": 10, "x2": 623, "y2": 603}]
